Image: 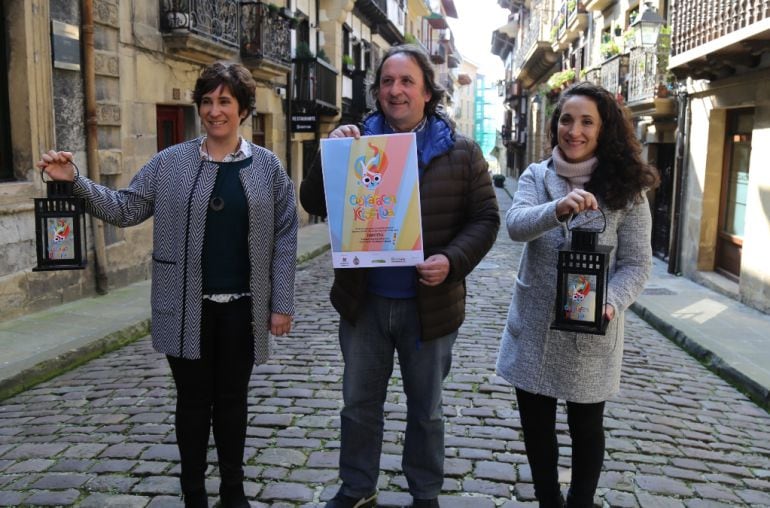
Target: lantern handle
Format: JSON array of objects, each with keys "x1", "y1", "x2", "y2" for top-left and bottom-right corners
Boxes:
[
  {"x1": 40, "y1": 160, "x2": 79, "y2": 183},
  {"x1": 567, "y1": 207, "x2": 607, "y2": 233}
]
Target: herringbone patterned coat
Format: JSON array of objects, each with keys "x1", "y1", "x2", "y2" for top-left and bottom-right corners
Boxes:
[
  {"x1": 496, "y1": 159, "x2": 651, "y2": 403},
  {"x1": 73, "y1": 138, "x2": 297, "y2": 364}
]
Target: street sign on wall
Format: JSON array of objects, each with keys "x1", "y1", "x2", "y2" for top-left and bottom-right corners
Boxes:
[{"x1": 291, "y1": 114, "x2": 317, "y2": 133}]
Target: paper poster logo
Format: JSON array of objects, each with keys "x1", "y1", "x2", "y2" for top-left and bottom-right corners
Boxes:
[
  {"x1": 354, "y1": 142, "x2": 389, "y2": 189},
  {"x1": 47, "y1": 217, "x2": 75, "y2": 260},
  {"x1": 349, "y1": 142, "x2": 397, "y2": 222},
  {"x1": 564, "y1": 274, "x2": 594, "y2": 322}
]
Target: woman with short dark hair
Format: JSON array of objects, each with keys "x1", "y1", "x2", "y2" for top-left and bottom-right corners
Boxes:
[
  {"x1": 497, "y1": 82, "x2": 659, "y2": 507},
  {"x1": 38, "y1": 61, "x2": 298, "y2": 508}
]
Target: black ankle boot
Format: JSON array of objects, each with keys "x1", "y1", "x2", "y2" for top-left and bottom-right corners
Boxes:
[
  {"x1": 182, "y1": 490, "x2": 209, "y2": 508},
  {"x1": 220, "y1": 482, "x2": 249, "y2": 508},
  {"x1": 220, "y1": 492, "x2": 249, "y2": 508}
]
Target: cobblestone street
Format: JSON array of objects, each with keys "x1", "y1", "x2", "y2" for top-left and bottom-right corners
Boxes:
[{"x1": 1, "y1": 189, "x2": 769, "y2": 507}]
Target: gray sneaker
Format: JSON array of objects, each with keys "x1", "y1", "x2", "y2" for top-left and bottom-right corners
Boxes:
[{"x1": 324, "y1": 490, "x2": 377, "y2": 508}]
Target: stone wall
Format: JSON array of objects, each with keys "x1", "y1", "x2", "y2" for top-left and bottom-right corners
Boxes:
[{"x1": 682, "y1": 67, "x2": 770, "y2": 313}]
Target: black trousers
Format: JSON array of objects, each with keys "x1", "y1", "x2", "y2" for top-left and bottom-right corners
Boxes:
[
  {"x1": 515, "y1": 388, "x2": 605, "y2": 508},
  {"x1": 167, "y1": 297, "x2": 255, "y2": 500}
]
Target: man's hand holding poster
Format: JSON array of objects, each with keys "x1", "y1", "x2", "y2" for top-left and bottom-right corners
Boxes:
[{"x1": 320, "y1": 133, "x2": 423, "y2": 268}]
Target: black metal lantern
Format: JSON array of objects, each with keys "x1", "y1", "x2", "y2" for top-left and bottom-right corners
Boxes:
[
  {"x1": 551, "y1": 210, "x2": 613, "y2": 335},
  {"x1": 33, "y1": 162, "x2": 87, "y2": 271}
]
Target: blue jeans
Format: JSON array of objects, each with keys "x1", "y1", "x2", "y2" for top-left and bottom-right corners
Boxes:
[{"x1": 337, "y1": 294, "x2": 457, "y2": 499}]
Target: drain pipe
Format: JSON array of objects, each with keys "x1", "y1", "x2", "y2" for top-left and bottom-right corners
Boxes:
[
  {"x1": 668, "y1": 87, "x2": 690, "y2": 275},
  {"x1": 82, "y1": 0, "x2": 109, "y2": 294}
]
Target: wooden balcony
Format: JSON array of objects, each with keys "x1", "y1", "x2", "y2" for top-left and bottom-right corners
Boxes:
[
  {"x1": 669, "y1": 0, "x2": 770, "y2": 79},
  {"x1": 240, "y1": 2, "x2": 292, "y2": 79},
  {"x1": 160, "y1": 0, "x2": 239, "y2": 63},
  {"x1": 292, "y1": 57, "x2": 339, "y2": 117}
]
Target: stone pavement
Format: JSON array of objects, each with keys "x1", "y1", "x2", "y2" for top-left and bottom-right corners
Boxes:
[{"x1": 0, "y1": 183, "x2": 769, "y2": 507}]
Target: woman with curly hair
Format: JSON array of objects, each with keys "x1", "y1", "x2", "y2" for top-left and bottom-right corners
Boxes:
[{"x1": 496, "y1": 82, "x2": 658, "y2": 507}]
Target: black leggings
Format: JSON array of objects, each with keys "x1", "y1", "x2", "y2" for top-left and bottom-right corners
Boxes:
[
  {"x1": 167, "y1": 297, "x2": 255, "y2": 499},
  {"x1": 515, "y1": 388, "x2": 605, "y2": 508}
]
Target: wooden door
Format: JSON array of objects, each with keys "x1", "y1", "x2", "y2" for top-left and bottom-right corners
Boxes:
[
  {"x1": 156, "y1": 106, "x2": 185, "y2": 151},
  {"x1": 716, "y1": 109, "x2": 753, "y2": 280}
]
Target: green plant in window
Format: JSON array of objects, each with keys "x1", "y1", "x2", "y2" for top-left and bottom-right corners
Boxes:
[
  {"x1": 342, "y1": 54, "x2": 355, "y2": 73},
  {"x1": 600, "y1": 39, "x2": 620, "y2": 59},
  {"x1": 295, "y1": 41, "x2": 314, "y2": 59},
  {"x1": 404, "y1": 32, "x2": 418, "y2": 45},
  {"x1": 622, "y1": 28, "x2": 635, "y2": 51},
  {"x1": 317, "y1": 47, "x2": 331, "y2": 63}
]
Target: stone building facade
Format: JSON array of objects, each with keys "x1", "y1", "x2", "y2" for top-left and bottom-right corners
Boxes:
[{"x1": 0, "y1": 0, "x2": 459, "y2": 320}]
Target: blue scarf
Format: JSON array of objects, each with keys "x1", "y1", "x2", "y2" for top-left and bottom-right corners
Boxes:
[
  {"x1": 360, "y1": 112, "x2": 456, "y2": 300},
  {"x1": 361, "y1": 112, "x2": 455, "y2": 175}
]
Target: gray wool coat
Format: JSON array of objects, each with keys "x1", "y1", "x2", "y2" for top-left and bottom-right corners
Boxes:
[
  {"x1": 496, "y1": 159, "x2": 651, "y2": 403},
  {"x1": 72, "y1": 138, "x2": 298, "y2": 364}
]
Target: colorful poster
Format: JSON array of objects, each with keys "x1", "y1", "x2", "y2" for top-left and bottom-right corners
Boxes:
[{"x1": 320, "y1": 133, "x2": 423, "y2": 268}]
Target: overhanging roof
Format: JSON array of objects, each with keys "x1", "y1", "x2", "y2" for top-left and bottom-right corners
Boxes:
[
  {"x1": 425, "y1": 12, "x2": 448, "y2": 29},
  {"x1": 441, "y1": 0, "x2": 458, "y2": 18}
]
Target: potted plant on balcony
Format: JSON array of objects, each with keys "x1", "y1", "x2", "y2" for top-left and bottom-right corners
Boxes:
[
  {"x1": 317, "y1": 47, "x2": 331, "y2": 64},
  {"x1": 622, "y1": 28, "x2": 635, "y2": 52},
  {"x1": 547, "y1": 68, "x2": 576, "y2": 95},
  {"x1": 295, "y1": 41, "x2": 314, "y2": 60},
  {"x1": 600, "y1": 39, "x2": 620, "y2": 60},
  {"x1": 342, "y1": 54, "x2": 355, "y2": 75},
  {"x1": 404, "y1": 33, "x2": 419, "y2": 45}
]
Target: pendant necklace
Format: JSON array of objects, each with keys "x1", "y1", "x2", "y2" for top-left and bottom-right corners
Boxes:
[{"x1": 205, "y1": 138, "x2": 238, "y2": 212}]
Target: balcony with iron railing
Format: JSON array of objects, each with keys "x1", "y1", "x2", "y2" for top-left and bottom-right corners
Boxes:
[
  {"x1": 584, "y1": 66, "x2": 602, "y2": 86},
  {"x1": 355, "y1": 0, "x2": 405, "y2": 45},
  {"x1": 386, "y1": 0, "x2": 406, "y2": 34},
  {"x1": 600, "y1": 53, "x2": 629, "y2": 101},
  {"x1": 293, "y1": 57, "x2": 339, "y2": 117},
  {"x1": 240, "y1": 1, "x2": 292, "y2": 77},
  {"x1": 550, "y1": 3, "x2": 567, "y2": 50},
  {"x1": 352, "y1": 70, "x2": 377, "y2": 117},
  {"x1": 444, "y1": 32, "x2": 461, "y2": 68},
  {"x1": 669, "y1": 0, "x2": 770, "y2": 79},
  {"x1": 552, "y1": 0, "x2": 587, "y2": 51},
  {"x1": 626, "y1": 33, "x2": 676, "y2": 116},
  {"x1": 160, "y1": 0, "x2": 240, "y2": 63},
  {"x1": 355, "y1": 0, "x2": 389, "y2": 26},
  {"x1": 514, "y1": 10, "x2": 558, "y2": 88},
  {"x1": 429, "y1": 36, "x2": 447, "y2": 64}
]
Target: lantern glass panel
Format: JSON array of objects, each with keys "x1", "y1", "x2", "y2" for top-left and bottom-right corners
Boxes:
[
  {"x1": 45, "y1": 216, "x2": 76, "y2": 260},
  {"x1": 34, "y1": 194, "x2": 87, "y2": 271},
  {"x1": 564, "y1": 272, "x2": 597, "y2": 322}
]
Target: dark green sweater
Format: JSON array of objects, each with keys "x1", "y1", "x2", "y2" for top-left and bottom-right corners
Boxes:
[{"x1": 202, "y1": 157, "x2": 252, "y2": 294}]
